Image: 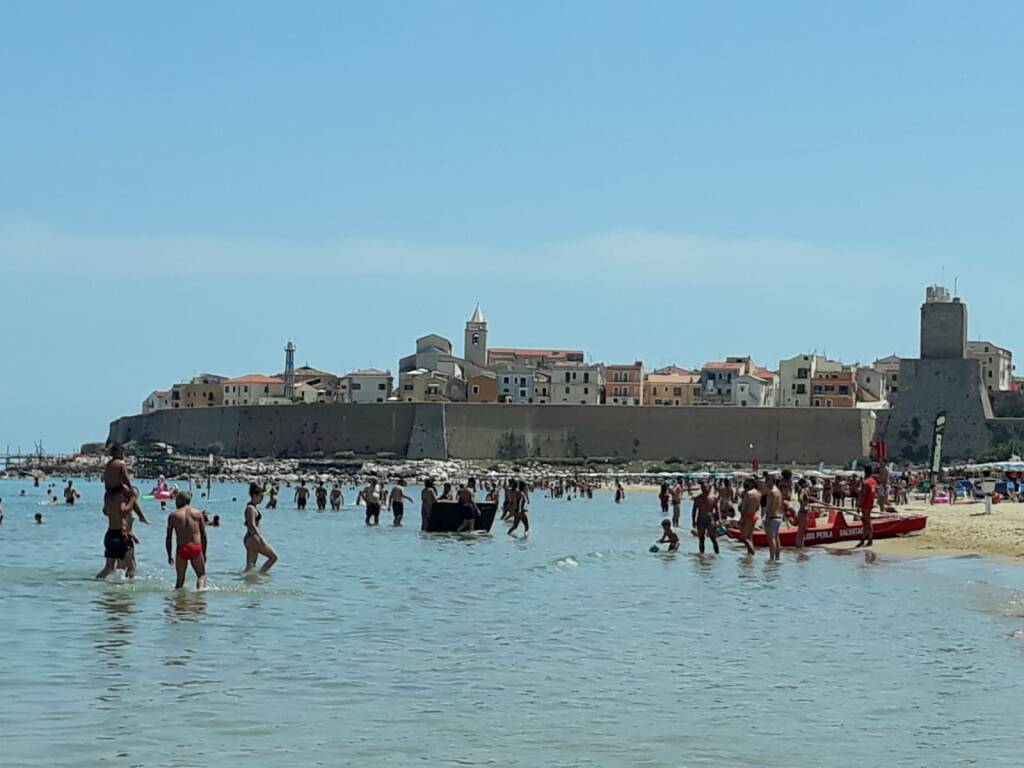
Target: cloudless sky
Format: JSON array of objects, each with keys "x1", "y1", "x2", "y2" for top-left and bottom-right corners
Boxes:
[{"x1": 2, "y1": 1, "x2": 1023, "y2": 450}]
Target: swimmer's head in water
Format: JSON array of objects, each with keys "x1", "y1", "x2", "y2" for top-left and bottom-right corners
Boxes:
[
  {"x1": 175, "y1": 491, "x2": 192, "y2": 508},
  {"x1": 34, "y1": 512, "x2": 43, "y2": 523}
]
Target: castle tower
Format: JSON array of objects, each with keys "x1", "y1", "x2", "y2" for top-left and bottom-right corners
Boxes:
[
  {"x1": 464, "y1": 304, "x2": 488, "y2": 367},
  {"x1": 920, "y1": 285, "x2": 966, "y2": 359}
]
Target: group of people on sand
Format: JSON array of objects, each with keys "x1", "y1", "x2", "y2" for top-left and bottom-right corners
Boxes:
[{"x1": 657, "y1": 466, "x2": 884, "y2": 560}]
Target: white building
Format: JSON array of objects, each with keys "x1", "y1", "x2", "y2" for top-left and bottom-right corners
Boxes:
[
  {"x1": 855, "y1": 366, "x2": 888, "y2": 403},
  {"x1": 339, "y1": 368, "x2": 393, "y2": 404},
  {"x1": 495, "y1": 367, "x2": 536, "y2": 403},
  {"x1": 966, "y1": 341, "x2": 1013, "y2": 392},
  {"x1": 142, "y1": 390, "x2": 171, "y2": 414},
  {"x1": 223, "y1": 375, "x2": 286, "y2": 406},
  {"x1": 732, "y1": 370, "x2": 779, "y2": 407},
  {"x1": 778, "y1": 354, "x2": 842, "y2": 407},
  {"x1": 547, "y1": 362, "x2": 603, "y2": 405},
  {"x1": 873, "y1": 355, "x2": 902, "y2": 398},
  {"x1": 700, "y1": 358, "x2": 753, "y2": 405}
]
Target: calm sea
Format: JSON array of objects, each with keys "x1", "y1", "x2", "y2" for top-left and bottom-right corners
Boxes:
[{"x1": 1, "y1": 477, "x2": 1023, "y2": 767}]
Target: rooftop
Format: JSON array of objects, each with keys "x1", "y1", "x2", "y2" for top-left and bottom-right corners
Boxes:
[
  {"x1": 645, "y1": 373, "x2": 699, "y2": 384},
  {"x1": 489, "y1": 348, "x2": 584, "y2": 358},
  {"x1": 225, "y1": 375, "x2": 285, "y2": 385},
  {"x1": 346, "y1": 368, "x2": 390, "y2": 377}
]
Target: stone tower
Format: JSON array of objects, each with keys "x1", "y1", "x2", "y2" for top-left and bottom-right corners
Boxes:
[
  {"x1": 920, "y1": 284, "x2": 967, "y2": 359},
  {"x1": 465, "y1": 304, "x2": 487, "y2": 367}
]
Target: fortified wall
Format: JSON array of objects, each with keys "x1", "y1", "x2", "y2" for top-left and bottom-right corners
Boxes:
[{"x1": 108, "y1": 401, "x2": 873, "y2": 465}]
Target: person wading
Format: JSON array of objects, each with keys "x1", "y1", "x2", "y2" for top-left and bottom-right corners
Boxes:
[
  {"x1": 244, "y1": 482, "x2": 278, "y2": 573},
  {"x1": 166, "y1": 491, "x2": 208, "y2": 590}
]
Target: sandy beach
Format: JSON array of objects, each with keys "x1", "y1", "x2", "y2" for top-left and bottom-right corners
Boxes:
[{"x1": 855, "y1": 499, "x2": 1024, "y2": 562}]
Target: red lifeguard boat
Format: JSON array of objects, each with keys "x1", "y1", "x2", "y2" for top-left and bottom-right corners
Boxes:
[{"x1": 725, "y1": 507, "x2": 927, "y2": 548}]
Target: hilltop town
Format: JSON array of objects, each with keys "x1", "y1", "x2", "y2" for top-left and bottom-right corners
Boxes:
[{"x1": 140, "y1": 287, "x2": 1015, "y2": 416}]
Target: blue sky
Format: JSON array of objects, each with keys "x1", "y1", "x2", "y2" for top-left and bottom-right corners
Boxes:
[{"x1": 2, "y1": 2, "x2": 1023, "y2": 450}]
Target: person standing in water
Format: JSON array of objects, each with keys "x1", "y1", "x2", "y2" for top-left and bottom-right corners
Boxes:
[
  {"x1": 360, "y1": 479, "x2": 382, "y2": 525},
  {"x1": 315, "y1": 482, "x2": 328, "y2": 512},
  {"x1": 507, "y1": 480, "x2": 530, "y2": 536},
  {"x1": 691, "y1": 481, "x2": 720, "y2": 554},
  {"x1": 121, "y1": 486, "x2": 150, "y2": 578},
  {"x1": 658, "y1": 482, "x2": 670, "y2": 516},
  {"x1": 795, "y1": 477, "x2": 812, "y2": 549},
  {"x1": 670, "y1": 477, "x2": 684, "y2": 528},
  {"x1": 266, "y1": 483, "x2": 279, "y2": 509},
  {"x1": 737, "y1": 477, "x2": 760, "y2": 556},
  {"x1": 165, "y1": 491, "x2": 207, "y2": 590},
  {"x1": 439, "y1": 481, "x2": 454, "y2": 501},
  {"x1": 329, "y1": 482, "x2": 343, "y2": 511},
  {"x1": 420, "y1": 478, "x2": 437, "y2": 531},
  {"x1": 389, "y1": 481, "x2": 413, "y2": 526},
  {"x1": 63, "y1": 480, "x2": 79, "y2": 505},
  {"x1": 244, "y1": 482, "x2": 278, "y2": 572},
  {"x1": 456, "y1": 478, "x2": 479, "y2": 532},
  {"x1": 763, "y1": 475, "x2": 784, "y2": 561},
  {"x1": 294, "y1": 480, "x2": 309, "y2": 511},
  {"x1": 614, "y1": 481, "x2": 625, "y2": 504},
  {"x1": 96, "y1": 446, "x2": 137, "y2": 579}
]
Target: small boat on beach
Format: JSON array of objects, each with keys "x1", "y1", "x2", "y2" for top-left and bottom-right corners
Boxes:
[
  {"x1": 425, "y1": 501, "x2": 498, "y2": 533},
  {"x1": 725, "y1": 507, "x2": 927, "y2": 548}
]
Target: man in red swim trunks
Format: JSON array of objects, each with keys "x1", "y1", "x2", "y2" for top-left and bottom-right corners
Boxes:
[{"x1": 165, "y1": 491, "x2": 207, "y2": 589}]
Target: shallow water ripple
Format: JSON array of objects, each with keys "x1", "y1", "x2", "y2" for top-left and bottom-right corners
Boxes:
[{"x1": 1, "y1": 478, "x2": 1023, "y2": 766}]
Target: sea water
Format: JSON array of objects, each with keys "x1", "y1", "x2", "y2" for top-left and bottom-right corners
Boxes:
[{"x1": 1, "y1": 477, "x2": 1023, "y2": 767}]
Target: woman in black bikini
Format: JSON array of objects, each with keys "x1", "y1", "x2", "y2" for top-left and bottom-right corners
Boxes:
[{"x1": 244, "y1": 482, "x2": 278, "y2": 573}]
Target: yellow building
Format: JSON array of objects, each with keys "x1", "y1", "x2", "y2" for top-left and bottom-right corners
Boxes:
[{"x1": 643, "y1": 372, "x2": 701, "y2": 406}]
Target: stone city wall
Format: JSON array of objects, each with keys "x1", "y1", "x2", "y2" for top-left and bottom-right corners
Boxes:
[{"x1": 109, "y1": 402, "x2": 874, "y2": 465}]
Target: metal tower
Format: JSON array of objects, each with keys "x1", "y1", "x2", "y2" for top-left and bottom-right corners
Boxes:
[{"x1": 284, "y1": 340, "x2": 296, "y2": 398}]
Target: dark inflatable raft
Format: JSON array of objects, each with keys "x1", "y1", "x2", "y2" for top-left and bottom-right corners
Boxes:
[{"x1": 426, "y1": 501, "x2": 498, "y2": 533}]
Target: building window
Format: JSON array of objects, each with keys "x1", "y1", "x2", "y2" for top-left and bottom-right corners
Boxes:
[
  {"x1": 503, "y1": 377, "x2": 509, "y2": 384},
  {"x1": 352, "y1": 383, "x2": 362, "y2": 390},
  {"x1": 583, "y1": 387, "x2": 589, "y2": 395},
  {"x1": 472, "y1": 385, "x2": 480, "y2": 395},
  {"x1": 472, "y1": 333, "x2": 479, "y2": 345},
  {"x1": 565, "y1": 387, "x2": 570, "y2": 395},
  {"x1": 583, "y1": 372, "x2": 590, "y2": 383},
  {"x1": 826, "y1": 399, "x2": 833, "y2": 407},
  {"x1": 520, "y1": 390, "x2": 527, "y2": 398},
  {"x1": 378, "y1": 383, "x2": 386, "y2": 390}
]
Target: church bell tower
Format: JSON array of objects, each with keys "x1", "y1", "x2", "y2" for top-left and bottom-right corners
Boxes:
[{"x1": 465, "y1": 303, "x2": 487, "y2": 367}]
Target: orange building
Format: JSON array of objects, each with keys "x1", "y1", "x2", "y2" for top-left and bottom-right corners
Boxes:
[
  {"x1": 468, "y1": 373, "x2": 498, "y2": 402},
  {"x1": 604, "y1": 361, "x2": 644, "y2": 405},
  {"x1": 811, "y1": 370, "x2": 857, "y2": 407}
]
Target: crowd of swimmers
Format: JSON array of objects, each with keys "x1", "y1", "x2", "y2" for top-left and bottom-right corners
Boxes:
[
  {"x1": 653, "y1": 467, "x2": 889, "y2": 559},
  {"x1": 4, "y1": 444, "x2": 911, "y2": 589},
  {"x1": 70, "y1": 446, "x2": 612, "y2": 589}
]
